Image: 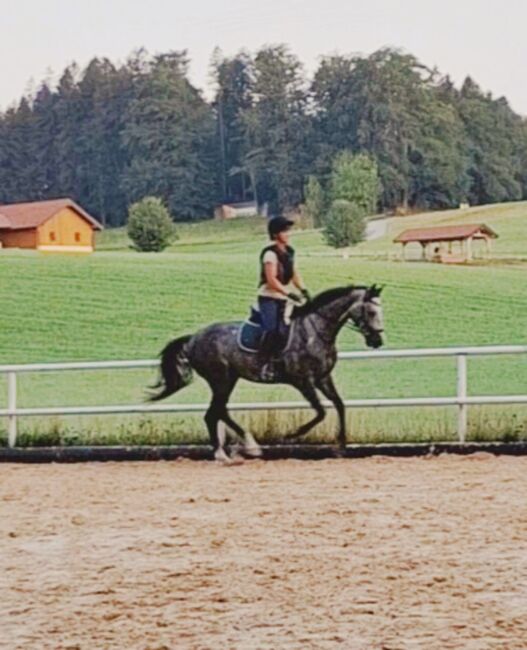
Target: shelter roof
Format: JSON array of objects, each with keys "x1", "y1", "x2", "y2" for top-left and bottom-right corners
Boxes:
[
  {"x1": 0, "y1": 198, "x2": 103, "y2": 231},
  {"x1": 394, "y1": 223, "x2": 497, "y2": 244}
]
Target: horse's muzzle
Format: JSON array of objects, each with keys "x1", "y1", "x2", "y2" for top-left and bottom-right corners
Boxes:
[{"x1": 366, "y1": 332, "x2": 384, "y2": 349}]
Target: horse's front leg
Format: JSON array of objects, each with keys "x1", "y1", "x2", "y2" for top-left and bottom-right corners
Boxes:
[
  {"x1": 284, "y1": 380, "x2": 326, "y2": 441},
  {"x1": 316, "y1": 374, "x2": 347, "y2": 450}
]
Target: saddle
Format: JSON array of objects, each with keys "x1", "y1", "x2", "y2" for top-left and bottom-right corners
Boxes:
[{"x1": 237, "y1": 306, "x2": 292, "y2": 354}]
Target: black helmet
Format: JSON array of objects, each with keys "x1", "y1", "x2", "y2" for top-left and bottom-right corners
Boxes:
[{"x1": 268, "y1": 216, "x2": 294, "y2": 239}]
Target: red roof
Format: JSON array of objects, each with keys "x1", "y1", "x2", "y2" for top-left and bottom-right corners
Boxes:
[
  {"x1": 394, "y1": 223, "x2": 498, "y2": 244},
  {"x1": 0, "y1": 198, "x2": 103, "y2": 231}
]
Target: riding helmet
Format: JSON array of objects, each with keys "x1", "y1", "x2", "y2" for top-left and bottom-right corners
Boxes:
[{"x1": 268, "y1": 216, "x2": 294, "y2": 239}]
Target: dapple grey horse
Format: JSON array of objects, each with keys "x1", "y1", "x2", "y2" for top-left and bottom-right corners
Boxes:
[{"x1": 150, "y1": 285, "x2": 384, "y2": 462}]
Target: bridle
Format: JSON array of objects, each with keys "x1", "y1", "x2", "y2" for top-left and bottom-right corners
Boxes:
[
  {"x1": 345, "y1": 298, "x2": 384, "y2": 337},
  {"x1": 299, "y1": 295, "x2": 383, "y2": 342}
]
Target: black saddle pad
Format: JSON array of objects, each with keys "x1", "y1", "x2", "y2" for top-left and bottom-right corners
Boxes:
[{"x1": 237, "y1": 307, "x2": 291, "y2": 354}]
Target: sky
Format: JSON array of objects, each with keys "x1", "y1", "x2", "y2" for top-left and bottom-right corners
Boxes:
[{"x1": 1, "y1": 0, "x2": 527, "y2": 114}]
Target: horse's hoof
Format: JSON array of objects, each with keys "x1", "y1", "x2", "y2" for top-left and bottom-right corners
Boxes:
[
  {"x1": 244, "y1": 447, "x2": 263, "y2": 458},
  {"x1": 228, "y1": 452, "x2": 246, "y2": 465},
  {"x1": 214, "y1": 448, "x2": 243, "y2": 466},
  {"x1": 243, "y1": 433, "x2": 263, "y2": 458}
]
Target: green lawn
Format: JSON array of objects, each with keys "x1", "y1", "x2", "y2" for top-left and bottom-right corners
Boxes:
[{"x1": 1, "y1": 203, "x2": 526, "y2": 446}]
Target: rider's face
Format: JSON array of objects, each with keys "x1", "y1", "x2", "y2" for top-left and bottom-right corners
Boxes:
[{"x1": 276, "y1": 229, "x2": 290, "y2": 245}]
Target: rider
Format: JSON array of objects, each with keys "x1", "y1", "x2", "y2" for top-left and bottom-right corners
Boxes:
[{"x1": 257, "y1": 216, "x2": 310, "y2": 379}]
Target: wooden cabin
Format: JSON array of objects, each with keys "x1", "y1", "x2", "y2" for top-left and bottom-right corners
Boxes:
[
  {"x1": 0, "y1": 198, "x2": 103, "y2": 253},
  {"x1": 394, "y1": 223, "x2": 498, "y2": 262}
]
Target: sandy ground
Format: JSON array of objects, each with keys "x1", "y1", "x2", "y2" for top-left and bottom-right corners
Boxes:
[{"x1": 1, "y1": 455, "x2": 527, "y2": 650}]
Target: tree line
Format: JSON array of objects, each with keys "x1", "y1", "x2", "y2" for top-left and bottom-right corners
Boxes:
[{"x1": 0, "y1": 46, "x2": 526, "y2": 226}]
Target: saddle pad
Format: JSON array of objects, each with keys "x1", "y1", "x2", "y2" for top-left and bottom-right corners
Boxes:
[
  {"x1": 237, "y1": 320, "x2": 264, "y2": 353},
  {"x1": 237, "y1": 314, "x2": 293, "y2": 355}
]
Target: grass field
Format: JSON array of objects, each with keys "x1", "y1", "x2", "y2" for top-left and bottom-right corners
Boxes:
[{"x1": 1, "y1": 202, "x2": 526, "y2": 446}]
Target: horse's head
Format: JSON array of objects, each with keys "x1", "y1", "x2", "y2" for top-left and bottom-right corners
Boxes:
[{"x1": 348, "y1": 284, "x2": 384, "y2": 349}]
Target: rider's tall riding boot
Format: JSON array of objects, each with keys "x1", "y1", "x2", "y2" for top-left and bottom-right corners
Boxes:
[{"x1": 258, "y1": 332, "x2": 280, "y2": 382}]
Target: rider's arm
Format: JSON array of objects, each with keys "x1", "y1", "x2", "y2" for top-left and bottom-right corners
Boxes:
[
  {"x1": 292, "y1": 270, "x2": 306, "y2": 292},
  {"x1": 264, "y1": 261, "x2": 289, "y2": 296}
]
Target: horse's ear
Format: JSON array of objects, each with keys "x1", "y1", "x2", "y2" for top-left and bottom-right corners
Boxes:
[{"x1": 366, "y1": 284, "x2": 383, "y2": 300}]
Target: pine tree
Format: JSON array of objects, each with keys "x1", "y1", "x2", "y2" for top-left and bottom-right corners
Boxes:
[{"x1": 121, "y1": 52, "x2": 219, "y2": 220}]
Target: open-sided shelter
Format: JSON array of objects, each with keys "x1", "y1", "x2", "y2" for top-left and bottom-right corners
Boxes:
[{"x1": 394, "y1": 223, "x2": 498, "y2": 262}]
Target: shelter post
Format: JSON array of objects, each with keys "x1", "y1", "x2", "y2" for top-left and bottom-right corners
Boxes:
[{"x1": 466, "y1": 236, "x2": 473, "y2": 261}]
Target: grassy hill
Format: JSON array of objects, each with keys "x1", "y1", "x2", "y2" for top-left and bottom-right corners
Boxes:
[
  {"x1": 355, "y1": 200, "x2": 527, "y2": 259},
  {"x1": 1, "y1": 202, "x2": 526, "y2": 445}
]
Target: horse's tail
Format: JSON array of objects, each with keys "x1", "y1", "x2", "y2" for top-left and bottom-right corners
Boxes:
[{"x1": 148, "y1": 335, "x2": 194, "y2": 402}]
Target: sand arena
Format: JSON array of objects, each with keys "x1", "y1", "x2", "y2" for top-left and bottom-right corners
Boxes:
[{"x1": 2, "y1": 454, "x2": 527, "y2": 649}]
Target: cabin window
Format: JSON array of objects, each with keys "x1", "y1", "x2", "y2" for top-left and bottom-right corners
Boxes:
[
  {"x1": 50, "y1": 232, "x2": 56, "y2": 242},
  {"x1": 74, "y1": 232, "x2": 81, "y2": 243}
]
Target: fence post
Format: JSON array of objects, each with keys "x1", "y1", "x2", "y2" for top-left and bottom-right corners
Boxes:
[
  {"x1": 7, "y1": 371, "x2": 17, "y2": 448},
  {"x1": 456, "y1": 355, "x2": 467, "y2": 443}
]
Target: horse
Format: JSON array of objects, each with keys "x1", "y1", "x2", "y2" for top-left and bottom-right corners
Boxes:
[{"x1": 149, "y1": 284, "x2": 384, "y2": 463}]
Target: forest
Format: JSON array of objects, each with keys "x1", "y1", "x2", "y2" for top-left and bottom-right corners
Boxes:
[{"x1": 1, "y1": 46, "x2": 526, "y2": 226}]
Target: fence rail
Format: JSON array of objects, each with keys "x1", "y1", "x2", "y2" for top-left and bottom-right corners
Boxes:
[{"x1": 2, "y1": 345, "x2": 527, "y2": 448}]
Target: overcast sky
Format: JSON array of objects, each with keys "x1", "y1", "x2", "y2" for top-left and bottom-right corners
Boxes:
[{"x1": 1, "y1": 0, "x2": 526, "y2": 114}]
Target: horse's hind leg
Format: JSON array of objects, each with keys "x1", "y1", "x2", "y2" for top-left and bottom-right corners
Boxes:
[
  {"x1": 220, "y1": 409, "x2": 262, "y2": 458},
  {"x1": 204, "y1": 396, "x2": 230, "y2": 463},
  {"x1": 205, "y1": 374, "x2": 261, "y2": 462},
  {"x1": 215, "y1": 375, "x2": 262, "y2": 458}
]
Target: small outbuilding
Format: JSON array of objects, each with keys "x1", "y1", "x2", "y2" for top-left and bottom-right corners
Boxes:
[
  {"x1": 394, "y1": 223, "x2": 498, "y2": 262},
  {"x1": 214, "y1": 201, "x2": 262, "y2": 220},
  {"x1": 0, "y1": 198, "x2": 103, "y2": 253}
]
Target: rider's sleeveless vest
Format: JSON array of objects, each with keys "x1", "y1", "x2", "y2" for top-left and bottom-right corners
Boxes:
[{"x1": 258, "y1": 244, "x2": 295, "y2": 287}]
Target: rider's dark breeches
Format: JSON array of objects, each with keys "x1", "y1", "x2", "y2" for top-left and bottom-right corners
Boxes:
[
  {"x1": 258, "y1": 297, "x2": 286, "y2": 335},
  {"x1": 258, "y1": 297, "x2": 286, "y2": 357}
]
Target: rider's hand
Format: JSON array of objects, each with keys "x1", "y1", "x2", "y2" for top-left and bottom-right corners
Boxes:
[
  {"x1": 287, "y1": 292, "x2": 303, "y2": 305},
  {"x1": 300, "y1": 288, "x2": 312, "y2": 302}
]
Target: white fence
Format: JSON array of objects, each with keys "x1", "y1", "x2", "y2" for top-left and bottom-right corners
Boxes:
[{"x1": 2, "y1": 346, "x2": 527, "y2": 448}]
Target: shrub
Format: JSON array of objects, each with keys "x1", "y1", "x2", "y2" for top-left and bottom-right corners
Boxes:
[
  {"x1": 323, "y1": 199, "x2": 366, "y2": 248},
  {"x1": 127, "y1": 197, "x2": 177, "y2": 252}
]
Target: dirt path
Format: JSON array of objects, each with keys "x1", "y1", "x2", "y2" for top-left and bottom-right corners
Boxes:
[{"x1": 1, "y1": 455, "x2": 527, "y2": 649}]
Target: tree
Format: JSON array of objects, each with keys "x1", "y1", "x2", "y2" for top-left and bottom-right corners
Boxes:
[
  {"x1": 240, "y1": 45, "x2": 313, "y2": 213},
  {"x1": 323, "y1": 200, "x2": 366, "y2": 248},
  {"x1": 127, "y1": 196, "x2": 176, "y2": 252},
  {"x1": 330, "y1": 152, "x2": 380, "y2": 214},
  {"x1": 408, "y1": 86, "x2": 470, "y2": 208},
  {"x1": 458, "y1": 78, "x2": 523, "y2": 205},
  {"x1": 303, "y1": 175, "x2": 325, "y2": 226},
  {"x1": 210, "y1": 49, "x2": 253, "y2": 202},
  {"x1": 312, "y1": 49, "x2": 469, "y2": 211},
  {"x1": 121, "y1": 52, "x2": 219, "y2": 220}
]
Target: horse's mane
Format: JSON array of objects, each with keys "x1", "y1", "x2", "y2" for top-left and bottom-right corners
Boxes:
[{"x1": 292, "y1": 285, "x2": 367, "y2": 318}]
